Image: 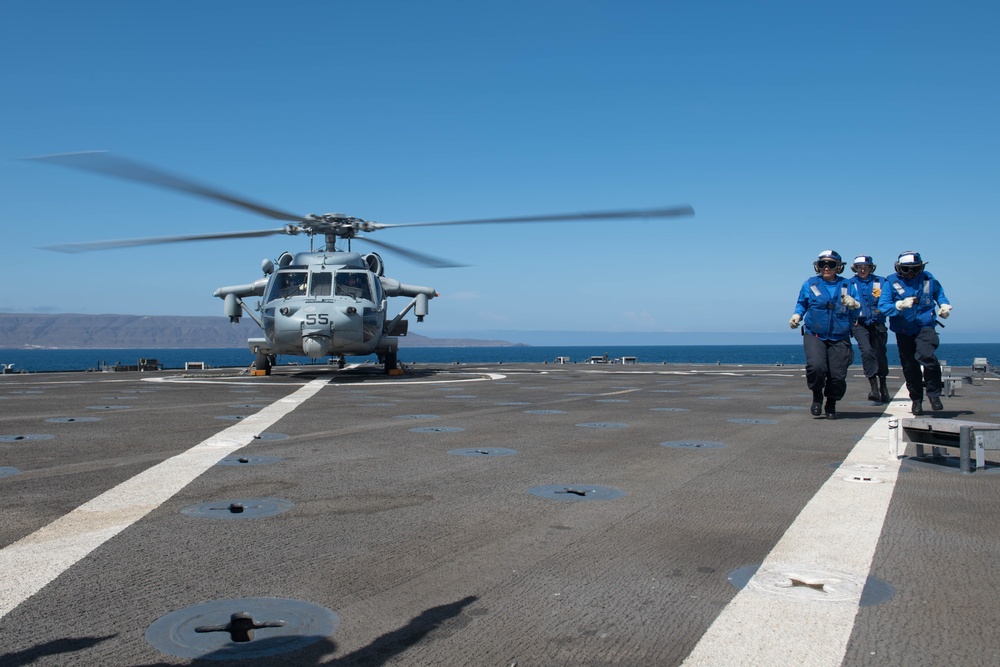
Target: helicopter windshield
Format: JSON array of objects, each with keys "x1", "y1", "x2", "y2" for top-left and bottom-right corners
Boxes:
[
  {"x1": 335, "y1": 272, "x2": 371, "y2": 300},
  {"x1": 267, "y1": 270, "x2": 307, "y2": 300},
  {"x1": 310, "y1": 272, "x2": 333, "y2": 297}
]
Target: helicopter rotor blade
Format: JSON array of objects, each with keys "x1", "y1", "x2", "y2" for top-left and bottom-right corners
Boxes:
[
  {"x1": 353, "y1": 235, "x2": 465, "y2": 269},
  {"x1": 41, "y1": 228, "x2": 294, "y2": 253},
  {"x1": 23, "y1": 151, "x2": 304, "y2": 223},
  {"x1": 367, "y1": 205, "x2": 695, "y2": 230}
]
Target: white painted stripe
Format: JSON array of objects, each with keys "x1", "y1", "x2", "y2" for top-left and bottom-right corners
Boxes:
[
  {"x1": 0, "y1": 378, "x2": 327, "y2": 619},
  {"x1": 682, "y1": 393, "x2": 910, "y2": 666}
]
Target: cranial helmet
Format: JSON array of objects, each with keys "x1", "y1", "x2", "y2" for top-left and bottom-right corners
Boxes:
[
  {"x1": 851, "y1": 255, "x2": 876, "y2": 273},
  {"x1": 813, "y1": 249, "x2": 845, "y2": 275},
  {"x1": 894, "y1": 251, "x2": 926, "y2": 275}
]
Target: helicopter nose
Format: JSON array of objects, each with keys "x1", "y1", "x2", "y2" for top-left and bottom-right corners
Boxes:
[{"x1": 302, "y1": 335, "x2": 330, "y2": 358}]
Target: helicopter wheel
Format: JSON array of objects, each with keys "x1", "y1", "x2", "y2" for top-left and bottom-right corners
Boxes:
[
  {"x1": 384, "y1": 350, "x2": 398, "y2": 373},
  {"x1": 255, "y1": 352, "x2": 272, "y2": 376}
]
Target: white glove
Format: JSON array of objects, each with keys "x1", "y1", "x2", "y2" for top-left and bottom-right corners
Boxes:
[
  {"x1": 789, "y1": 314, "x2": 802, "y2": 329},
  {"x1": 895, "y1": 296, "x2": 917, "y2": 310},
  {"x1": 938, "y1": 304, "x2": 952, "y2": 319},
  {"x1": 841, "y1": 294, "x2": 860, "y2": 309}
]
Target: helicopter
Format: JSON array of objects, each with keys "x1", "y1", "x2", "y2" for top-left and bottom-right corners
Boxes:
[{"x1": 28, "y1": 152, "x2": 694, "y2": 374}]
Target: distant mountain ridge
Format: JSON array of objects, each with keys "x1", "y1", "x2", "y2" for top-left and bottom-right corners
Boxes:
[{"x1": 0, "y1": 314, "x2": 521, "y2": 349}]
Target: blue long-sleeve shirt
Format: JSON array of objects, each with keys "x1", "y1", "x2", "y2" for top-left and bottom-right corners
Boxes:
[
  {"x1": 794, "y1": 276, "x2": 862, "y2": 341},
  {"x1": 848, "y1": 274, "x2": 887, "y2": 326},
  {"x1": 878, "y1": 270, "x2": 950, "y2": 335}
]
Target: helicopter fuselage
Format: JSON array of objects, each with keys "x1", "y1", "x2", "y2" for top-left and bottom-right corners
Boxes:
[{"x1": 214, "y1": 250, "x2": 436, "y2": 372}]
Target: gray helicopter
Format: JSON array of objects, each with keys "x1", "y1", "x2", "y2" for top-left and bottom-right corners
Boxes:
[{"x1": 29, "y1": 152, "x2": 694, "y2": 374}]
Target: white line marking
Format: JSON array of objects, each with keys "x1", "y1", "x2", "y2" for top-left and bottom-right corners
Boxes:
[
  {"x1": 0, "y1": 378, "x2": 327, "y2": 620},
  {"x1": 682, "y1": 391, "x2": 911, "y2": 666}
]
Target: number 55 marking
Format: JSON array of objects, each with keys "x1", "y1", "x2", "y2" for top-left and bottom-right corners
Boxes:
[{"x1": 305, "y1": 313, "x2": 330, "y2": 325}]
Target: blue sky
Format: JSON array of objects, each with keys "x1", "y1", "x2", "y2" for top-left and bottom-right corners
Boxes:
[{"x1": 2, "y1": 1, "x2": 997, "y2": 344}]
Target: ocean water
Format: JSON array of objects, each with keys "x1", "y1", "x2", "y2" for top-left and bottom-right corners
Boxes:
[{"x1": 2, "y1": 343, "x2": 998, "y2": 373}]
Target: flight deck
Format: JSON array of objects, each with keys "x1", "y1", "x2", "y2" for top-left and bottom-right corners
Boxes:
[{"x1": 2, "y1": 363, "x2": 999, "y2": 666}]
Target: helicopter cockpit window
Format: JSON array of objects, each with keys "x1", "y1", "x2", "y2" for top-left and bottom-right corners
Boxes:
[
  {"x1": 335, "y1": 272, "x2": 371, "y2": 300},
  {"x1": 310, "y1": 272, "x2": 333, "y2": 297},
  {"x1": 268, "y1": 271, "x2": 307, "y2": 300}
]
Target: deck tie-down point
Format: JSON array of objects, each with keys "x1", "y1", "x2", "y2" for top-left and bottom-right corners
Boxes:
[
  {"x1": 196, "y1": 612, "x2": 286, "y2": 642},
  {"x1": 789, "y1": 577, "x2": 826, "y2": 593},
  {"x1": 214, "y1": 503, "x2": 248, "y2": 514},
  {"x1": 529, "y1": 484, "x2": 627, "y2": 502}
]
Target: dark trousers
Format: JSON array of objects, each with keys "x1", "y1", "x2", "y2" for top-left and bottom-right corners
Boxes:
[
  {"x1": 895, "y1": 327, "x2": 942, "y2": 401},
  {"x1": 802, "y1": 334, "x2": 855, "y2": 401},
  {"x1": 852, "y1": 321, "x2": 889, "y2": 379}
]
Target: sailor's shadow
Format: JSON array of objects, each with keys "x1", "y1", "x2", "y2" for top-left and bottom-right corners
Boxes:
[
  {"x1": 329, "y1": 595, "x2": 479, "y2": 666},
  {"x1": 0, "y1": 635, "x2": 117, "y2": 667}
]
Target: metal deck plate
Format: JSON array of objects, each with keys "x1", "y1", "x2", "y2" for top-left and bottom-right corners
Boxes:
[
  {"x1": 251, "y1": 432, "x2": 289, "y2": 442},
  {"x1": 449, "y1": 447, "x2": 518, "y2": 457},
  {"x1": 575, "y1": 422, "x2": 628, "y2": 429},
  {"x1": 410, "y1": 426, "x2": 465, "y2": 433},
  {"x1": 145, "y1": 597, "x2": 339, "y2": 660},
  {"x1": 217, "y1": 455, "x2": 283, "y2": 466},
  {"x1": 727, "y1": 564, "x2": 895, "y2": 607},
  {"x1": 529, "y1": 484, "x2": 627, "y2": 502},
  {"x1": 0, "y1": 466, "x2": 20, "y2": 479},
  {"x1": 181, "y1": 498, "x2": 294, "y2": 519},
  {"x1": 45, "y1": 417, "x2": 102, "y2": 423},
  {"x1": 0, "y1": 434, "x2": 55, "y2": 442},
  {"x1": 660, "y1": 440, "x2": 726, "y2": 450},
  {"x1": 728, "y1": 418, "x2": 778, "y2": 425}
]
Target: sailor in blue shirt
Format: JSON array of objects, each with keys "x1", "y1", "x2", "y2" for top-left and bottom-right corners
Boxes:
[
  {"x1": 789, "y1": 250, "x2": 862, "y2": 419},
  {"x1": 878, "y1": 251, "x2": 952, "y2": 415},
  {"x1": 848, "y1": 255, "x2": 891, "y2": 404}
]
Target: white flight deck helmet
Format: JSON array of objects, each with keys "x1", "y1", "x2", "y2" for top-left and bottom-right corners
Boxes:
[
  {"x1": 894, "y1": 251, "x2": 926, "y2": 277},
  {"x1": 813, "y1": 249, "x2": 845, "y2": 275},
  {"x1": 851, "y1": 255, "x2": 876, "y2": 273}
]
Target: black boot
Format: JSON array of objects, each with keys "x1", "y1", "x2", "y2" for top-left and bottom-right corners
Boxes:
[
  {"x1": 867, "y1": 377, "x2": 881, "y2": 403},
  {"x1": 811, "y1": 390, "x2": 823, "y2": 416},
  {"x1": 825, "y1": 399, "x2": 837, "y2": 420},
  {"x1": 878, "y1": 376, "x2": 890, "y2": 403},
  {"x1": 911, "y1": 400, "x2": 924, "y2": 415},
  {"x1": 929, "y1": 395, "x2": 944, "y2": 411}
]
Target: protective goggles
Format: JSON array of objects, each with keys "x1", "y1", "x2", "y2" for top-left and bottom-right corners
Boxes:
[
  {"x1": 897, "y1": 265, "x2": 921, "y2": 275},
  {"x1": 816, "y1": 260, "x2": 840, "y2": 269}
]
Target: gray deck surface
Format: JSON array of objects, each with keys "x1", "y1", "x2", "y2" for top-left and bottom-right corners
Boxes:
[{"x1": 1, "y1": 362, "x2": 999, "y2": 666}]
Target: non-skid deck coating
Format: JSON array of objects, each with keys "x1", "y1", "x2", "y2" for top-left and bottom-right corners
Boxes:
[{"x1": 1, "y1": 363, "x2": 999, "y2": 666}]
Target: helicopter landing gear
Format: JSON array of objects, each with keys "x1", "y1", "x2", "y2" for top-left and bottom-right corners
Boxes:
[
  {"x1": 254, "y1": 351, "x2": 272, "y2": 376},
  {"x1": 384, "y1": 350, "x2": 398, "y2": 374},
  {"x1": 337, "y1": 355, "x2": 346, "y2": 369}
]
